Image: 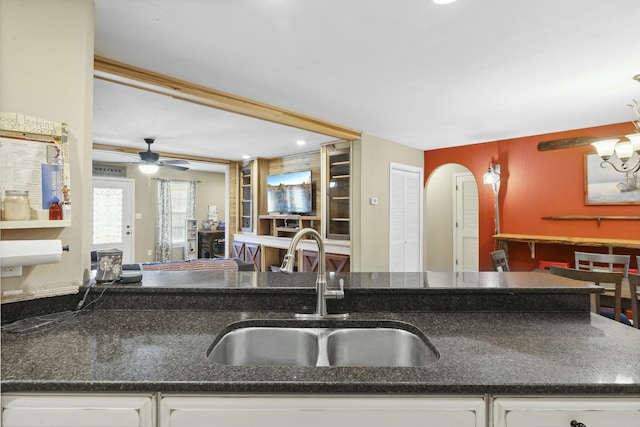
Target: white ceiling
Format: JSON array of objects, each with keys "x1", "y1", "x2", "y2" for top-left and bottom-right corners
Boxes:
[{"x1": 93, "y1": 0, "x2": 640, "y2": 167}]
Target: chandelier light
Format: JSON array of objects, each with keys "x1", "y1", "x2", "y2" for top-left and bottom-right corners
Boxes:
[{"x1": 591, "y1": 133, "x2": 640, "y2": 173}]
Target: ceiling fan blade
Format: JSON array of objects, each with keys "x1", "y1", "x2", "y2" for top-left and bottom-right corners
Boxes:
[
  {"x1": 160, "y1": 163, "x2": 189, "y2": 171},
  {"x1": 537, "y1": 136, "x2": 623, "y2": 152},
  {"x1": 161, "y1": 159, "x2": 189, "y2": 165}
]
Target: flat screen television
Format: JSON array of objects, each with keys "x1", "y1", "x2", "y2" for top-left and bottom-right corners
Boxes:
[{"x1": 267, "y1": 170, "x2": 312, "y2": 214}]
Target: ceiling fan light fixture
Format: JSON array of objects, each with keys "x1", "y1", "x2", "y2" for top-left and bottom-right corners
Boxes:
[{"x1": 139, "y1": 163, "x2": 159, "y2": 174}]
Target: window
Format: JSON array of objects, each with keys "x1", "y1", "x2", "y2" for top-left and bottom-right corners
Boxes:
[{"x1": 170, "y1": 181, "x2": 188, "y2": 245}]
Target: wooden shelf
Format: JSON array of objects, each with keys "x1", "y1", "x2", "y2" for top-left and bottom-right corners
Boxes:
[
  {"x1": 542, "y1": 215, "x2": 640, "y2": 226},
  {"x1": 493, "y1": 233, "x2": 640, "y2": 258},
  {"x1": 0, "y1": 219, "x2": 71, "y2": 229},
  {"x1": 258, "y1": 215, "x2": 320, "y2": 237}
]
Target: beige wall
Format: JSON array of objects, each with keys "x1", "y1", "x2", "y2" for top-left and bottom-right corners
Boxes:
[
  {"x1": 94, "y1": 164, "x2": 227, "y2": 263},
  {"x1": 0, "y1": 0, "x2": 94, "y2": 301},
  {"x1": 351, "y1": 134, "x2": 424, "y2": 272},
  {"x1": 424, "y1": 163, "x2": 469, "y2": 271}
]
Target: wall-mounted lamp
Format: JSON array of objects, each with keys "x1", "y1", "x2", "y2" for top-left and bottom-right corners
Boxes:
[
  {"x1": 483, "y1": 162, "x2": 501, "y2": 234},
  {"x1": 591, "y1": 133, "x2": 640, "y2": 174},
  {"x1": 139, "y1": 163, "x2": 159, "y2": 174}
]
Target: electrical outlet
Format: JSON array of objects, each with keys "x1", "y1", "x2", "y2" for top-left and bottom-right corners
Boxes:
[
  {"x1": 1, "y1": 265, "x2": 23, "y2": 278},
  {"x1": 147, "y1": 250, "x2": 152, "y2": 256}
]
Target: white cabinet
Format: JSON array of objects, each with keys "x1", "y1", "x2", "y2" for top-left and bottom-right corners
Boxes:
[
  {"x1": 1, "y1": 393, "x2": 155, "y2": 427},
  {"x1": 493, "y1": 397, "x2": 640, "y2": 427},
  {"x1": 160, "y1": 395, "x2": 486, "y2": 427}
]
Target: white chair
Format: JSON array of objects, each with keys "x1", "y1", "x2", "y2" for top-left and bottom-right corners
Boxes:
[{"x1": 574, "y1": 251, "x2": 630, "y2": 277}]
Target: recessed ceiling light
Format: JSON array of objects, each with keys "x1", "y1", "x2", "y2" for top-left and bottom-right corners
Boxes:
[
  {"x1": 433, "y1": 0, "x2": 456, "y2": 4},
  {"x1": 242, "y1": 154, "x2": 251, "y2": 159},
  {"x1": 296, "y1": 140, "x2": 306, "y2": 146}
]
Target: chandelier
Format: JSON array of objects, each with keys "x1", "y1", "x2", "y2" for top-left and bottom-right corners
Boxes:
[{"x1": 591, "y1": 133, "x2": 640, "y2": 173}]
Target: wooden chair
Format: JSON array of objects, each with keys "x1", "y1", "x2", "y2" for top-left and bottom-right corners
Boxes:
[
  {"x1": 490, "y1": 250, "x2": 509, "y2": 272},
  {"x1": 629, "y1": 273, "x2": 640, "y2": 329},
  {"x1": 549, "y1": 266, "x2": 624, "y2": 322},
  {"x1": 574, "y1": 251, "x2": 630, "y2": 277}
]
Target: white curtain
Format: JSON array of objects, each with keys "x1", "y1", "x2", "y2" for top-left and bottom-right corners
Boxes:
[
  {"x1": 155, "y1": 179, "x2": 173, "y2": 262},
  {"x1": 186, "y1": 180, "x2": 197, "y2": 222}
]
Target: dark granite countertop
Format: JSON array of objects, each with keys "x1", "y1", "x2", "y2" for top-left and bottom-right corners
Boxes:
[{"x1": 2, "y1": 272, "x2": 638, "y2": 395}]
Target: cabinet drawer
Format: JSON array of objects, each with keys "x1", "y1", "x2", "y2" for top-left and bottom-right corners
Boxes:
[
  {"x1": 493, "y1": 397, "x2": 640, "y2": 427},
  {"x1": 161, "y1": 395, "x2": 485, "y2": 427},
  {"x1": 2, "y1": 394, "x2": 155, "y2": 427}
]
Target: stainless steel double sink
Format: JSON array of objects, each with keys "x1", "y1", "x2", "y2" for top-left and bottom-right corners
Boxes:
[{"x1": 207, "y1": 320, "x2": 439, "y2": 367}]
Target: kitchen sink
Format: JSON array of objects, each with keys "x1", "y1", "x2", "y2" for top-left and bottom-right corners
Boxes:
[
  {"x1": 207, "y1": 321, "x2": 439, "y2": 367},
  {"x1": 207, "y1": 327, "x2": 320, "y2": 366}
]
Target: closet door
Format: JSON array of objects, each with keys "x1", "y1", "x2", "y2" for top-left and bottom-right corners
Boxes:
[{"x1": 389, "y1": 163, "x2": 423, "y2": 272}]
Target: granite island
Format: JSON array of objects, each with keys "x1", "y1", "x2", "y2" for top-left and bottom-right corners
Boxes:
[{"x1": 2, "y1": 271, "x2": 640, "y2": 426}]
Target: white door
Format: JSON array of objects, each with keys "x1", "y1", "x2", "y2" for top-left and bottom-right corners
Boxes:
[
  {"x1": 454, "y1": 173, "x2": 479, "y2": 272},
  {"x1": 92, "y1": 177, "x2": 135, "y2": 264},
  {"x1": 389, "y1": 163, "x2": 423, "y2": 272}
]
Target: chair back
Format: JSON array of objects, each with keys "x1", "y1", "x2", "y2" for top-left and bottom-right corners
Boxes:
[
  {"x1": 629, "y1": 273, "x2": 640, "y2": 329},
  {"x1": 574, "y1": 251, "x2": 630, "y2": 277},
  {"x1": 549, "y1": 266, "x2": 624, "y2": 321},
  {"x1": 490, "y1": 250, "x2": 509, "y2": 272}
]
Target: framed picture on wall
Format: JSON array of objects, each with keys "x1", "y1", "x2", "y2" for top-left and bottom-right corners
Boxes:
[{"x1": 584, "y1": 153, "x2": 640, "y2": 205}]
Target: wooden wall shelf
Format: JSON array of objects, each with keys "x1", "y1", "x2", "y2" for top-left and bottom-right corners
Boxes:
[
  {"x1": 493, "y1": 233, "x2": 640, "y2": 258},
  {"x1": 542, "y1": 215, "x2": 640, "y2": 226}
]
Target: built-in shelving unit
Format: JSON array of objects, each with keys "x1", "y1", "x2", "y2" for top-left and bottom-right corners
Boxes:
[
  {"x1": 240, "y1": 165, "x2": 252, "y2": 232},
  {"x1": 184, "y1": 219, "x2": 198, "y2": 260},
  {"x1": 324, "y1": 141, "x2": 351, "y2": 240},
  {"x1": 258, "y1": 215, "x2": 321, "y2": 238}
]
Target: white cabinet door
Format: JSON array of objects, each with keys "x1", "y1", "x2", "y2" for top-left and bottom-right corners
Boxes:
[
  {"x1": 1, "y1": 394, "x2": 155, "y2": 427},
  {"x1": 494, "y1": 397, "x2": 640, "y2": 427},
  {"x1": 160, "y1": 395, "x2": 485, "y2": 427}
]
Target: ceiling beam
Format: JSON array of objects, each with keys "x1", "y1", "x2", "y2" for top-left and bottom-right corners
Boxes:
[
  {"x1": 94, "y1": 55, "x2": 361, "y2": 141},
  {"x1": 92, "y1": 143, "x2": 231, "y2": 165}
]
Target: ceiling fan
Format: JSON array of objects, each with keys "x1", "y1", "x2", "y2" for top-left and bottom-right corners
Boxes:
[{"x1": 137, "y1": 138, "x2": 190, "y2": 172}]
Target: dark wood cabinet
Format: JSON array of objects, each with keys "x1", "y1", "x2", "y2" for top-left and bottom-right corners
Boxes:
[
  {"x1": 198, "y1": 230, "x2": 225, "y2": 258},
  {"x1": 231, "y1": 240, "x2": 262, "y2": 271},
  {"x1": 301, "y1": 250, "x2": 350, "y2": 272}
]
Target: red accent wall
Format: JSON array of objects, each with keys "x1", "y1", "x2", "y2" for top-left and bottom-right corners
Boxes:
[{"x1": 424, "y1": 122, "x2": 640, "y2": 271}]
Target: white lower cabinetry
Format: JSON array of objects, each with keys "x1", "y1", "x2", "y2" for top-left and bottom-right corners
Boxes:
[
  {"x1": 1, "y1": 394, "x2": 155, "y2": 427},
  {"x1": 493, "y1": 397, "x2": 640, "y2": 427},
  {"x1": 159, "y1": 395, "x2": 486, "y2": 427}
]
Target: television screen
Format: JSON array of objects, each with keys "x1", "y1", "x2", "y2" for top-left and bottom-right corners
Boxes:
[{"x1": 267, "y1": 170, "x2": 312, "y2": 214}]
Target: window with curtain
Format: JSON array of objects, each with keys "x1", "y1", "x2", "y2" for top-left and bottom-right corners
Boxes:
[{"x1": 170, "y1": 181, "x2": 188, "y2": 245}]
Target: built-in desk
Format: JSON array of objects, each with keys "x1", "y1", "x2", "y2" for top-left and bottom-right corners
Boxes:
[{"x1": 493, "y1": 233, "x2": 640, "y2": 258}]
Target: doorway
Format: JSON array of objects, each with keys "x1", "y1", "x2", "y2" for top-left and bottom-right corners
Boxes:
[
  {"x1": 424, "y1": 164, "x2": 479, "y2": 272},
  {"x1": 91, "y1": 177, "x2": 135, "y2": 264}
]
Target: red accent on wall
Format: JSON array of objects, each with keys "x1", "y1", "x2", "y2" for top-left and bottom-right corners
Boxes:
[{"x1": 424, "y1": 122, "x2": 640, "y2": 271}]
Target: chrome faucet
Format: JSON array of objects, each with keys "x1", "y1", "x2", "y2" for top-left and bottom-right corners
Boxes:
[{"x1": 280, "y1": 228, "x2": 348, "y2": 319}]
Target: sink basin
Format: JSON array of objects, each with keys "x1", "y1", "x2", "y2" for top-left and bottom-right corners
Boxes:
[
  {"x1": 208, "y1": 327, "x2": 319, "y2": 366},
  {"x1": 326, "y1": 328, "x2": 438, "y2": 367},
  {"x1": 207, "y1": 321, "x2": 439, "y2": 367}
]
